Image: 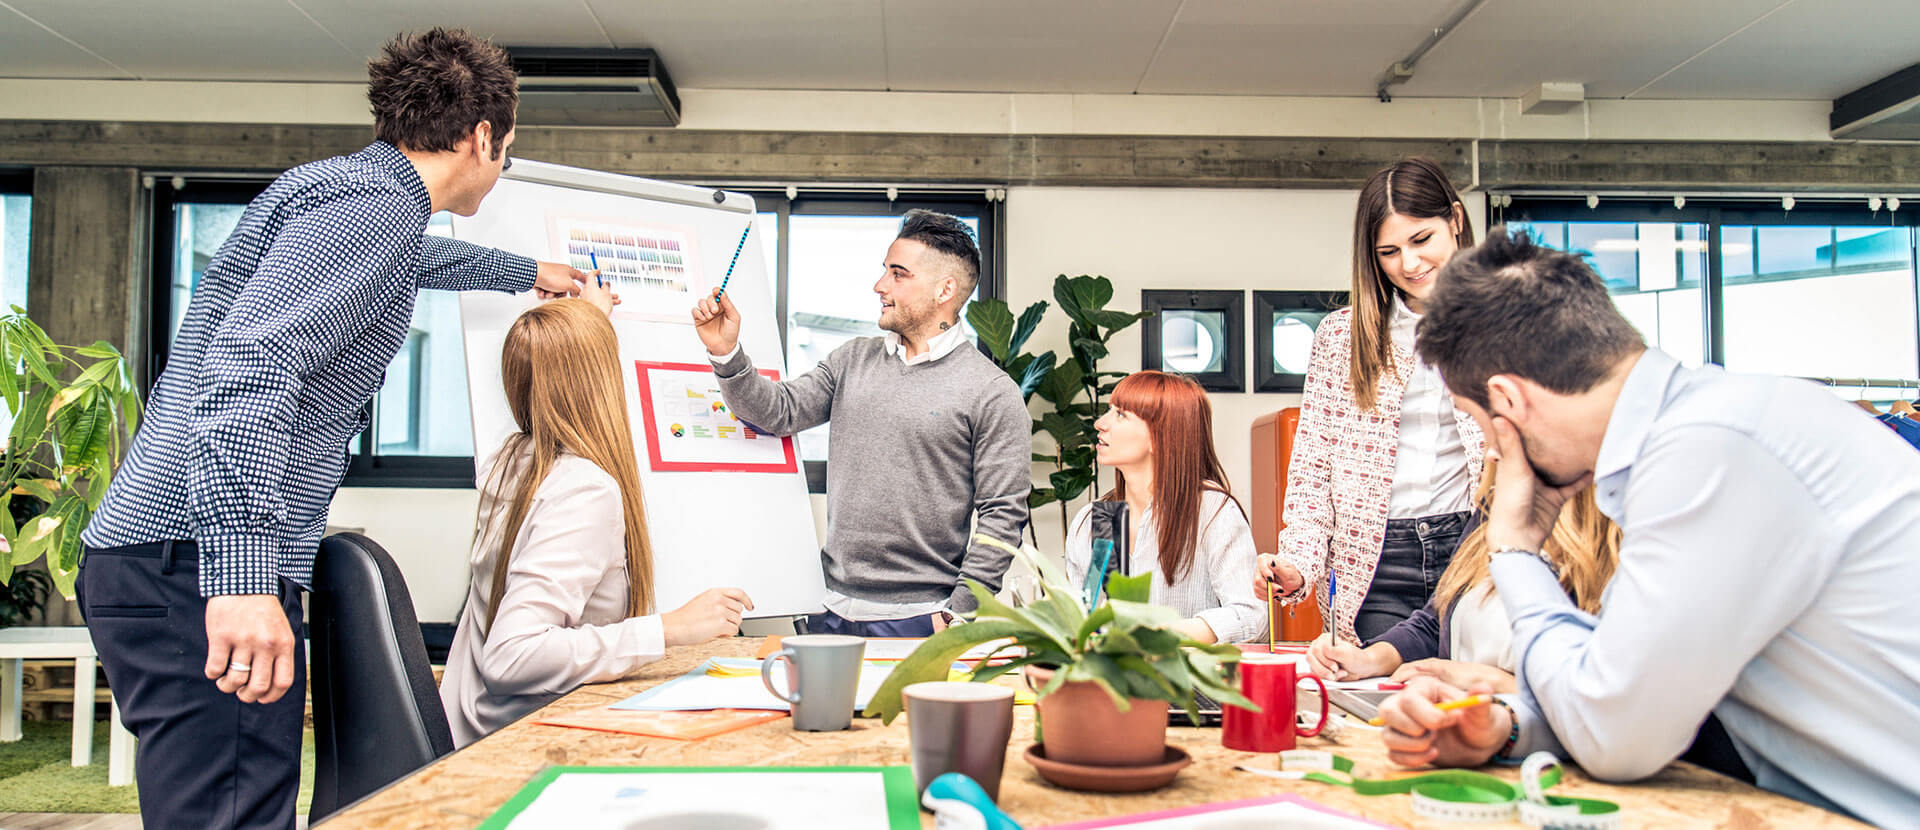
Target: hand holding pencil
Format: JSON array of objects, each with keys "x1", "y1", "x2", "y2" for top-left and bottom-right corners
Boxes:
[
  {"x1": 1251, "y1": 552, "x2": 1305, "y2": 599},
  {"x1": 1375, "y1": 677, "x2": 1511, "y2": 769}
]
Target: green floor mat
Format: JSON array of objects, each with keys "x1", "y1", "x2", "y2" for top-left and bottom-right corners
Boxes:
[{"x1": 0, "y1": 720, "x2": 314, "y2": 814}]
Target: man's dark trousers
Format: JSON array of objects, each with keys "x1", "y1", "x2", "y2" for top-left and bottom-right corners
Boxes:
[{"x1": 77, "y1": 541, "x2": 306, "y2": 829}]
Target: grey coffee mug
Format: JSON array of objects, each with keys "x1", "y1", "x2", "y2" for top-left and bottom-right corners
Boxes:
[
  {"x1": 904, "y1": 681, "x2": 1015, "y2": 801},
  {"x1": 760, "y1": 634, "x2": 866, "y2": 731}
]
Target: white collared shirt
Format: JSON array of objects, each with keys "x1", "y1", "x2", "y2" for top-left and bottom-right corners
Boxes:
[
  {"x1": 1062, "y1": 492, "x2": 1269, "y2": 644},
  {"x1": 1387, "y1": 297, "x2": 1474, "y2": 518},
  {"x1": 882, "y1": 322, "x2": 971, "y2": 365},
  {"x1": 1494, "y1": 349, "x2": 1920, "y2": 826}
]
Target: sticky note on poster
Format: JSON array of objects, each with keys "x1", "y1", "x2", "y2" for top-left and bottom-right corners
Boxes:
[{"x1": 634, "y1": 361, "x2": 799, "y2": 473}]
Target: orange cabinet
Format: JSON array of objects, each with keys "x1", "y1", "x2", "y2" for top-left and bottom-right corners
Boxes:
[{"x1": 1251, "y1": 408, "x2": 1324, "y2": 642}]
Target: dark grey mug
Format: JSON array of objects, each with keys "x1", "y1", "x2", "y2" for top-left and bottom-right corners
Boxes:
[
  {"x1": 904, "y1": 681, "x2": 1015, "y2": 801},
  {"x1": 760, "y1": 634, "x2": 866, "y2": 731}
]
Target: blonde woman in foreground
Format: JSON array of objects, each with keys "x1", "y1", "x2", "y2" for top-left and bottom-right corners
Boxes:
[
  {"x1": 1299, "y1": 461, "x2": 1621, "y2": 693},
  {"x1": 441, "y1": 285, "x2": 752, "y2": 747}
]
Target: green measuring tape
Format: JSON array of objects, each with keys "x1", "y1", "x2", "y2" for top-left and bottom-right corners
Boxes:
[{"x1": 1235, "y1": 750, "x2": 1623, "y2": 828}]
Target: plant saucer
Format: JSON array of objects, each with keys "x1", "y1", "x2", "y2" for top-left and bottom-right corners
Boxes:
[{"x1": 1024, "y1": 743, "x2": 1191, "y2": 793}]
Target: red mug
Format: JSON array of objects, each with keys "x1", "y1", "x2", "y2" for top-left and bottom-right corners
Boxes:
[{"x1": 1222, "y1": 653, "x2": 1328, "y2": 753}]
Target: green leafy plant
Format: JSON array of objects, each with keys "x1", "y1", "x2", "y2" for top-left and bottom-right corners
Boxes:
[
  {"x1": 0, "y1": 567, "x2": 53, "y2": 629},
  {"x1": 968, "y1": 275, "x2": 1152, "y2": 540},
  {"x1": 863, "y1": 535, "x2": 1252, "y2": 726},
  {"x1": 0, "y1": 309, "x2": 142, "y2": 600}
]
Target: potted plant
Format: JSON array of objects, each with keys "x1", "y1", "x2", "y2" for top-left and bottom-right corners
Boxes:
[
  {"x1": 0, "y1": 308, "x2": 142, "y2": 603},
  {"x1": 864, "y1": 536, "x2": 1253, "y2": 768}
]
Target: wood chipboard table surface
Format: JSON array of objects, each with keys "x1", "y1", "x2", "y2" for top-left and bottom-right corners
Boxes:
[{"x1": 318, "y1": 637, "x2": 1867, "y2": 829}]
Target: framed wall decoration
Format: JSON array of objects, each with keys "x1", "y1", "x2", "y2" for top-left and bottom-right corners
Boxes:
[
  {"x1": 1141, "y1": 289, "x2": 1245, "y2": 393},
  {"x1": 1253, "y1": 290, "x2": 1348, "y2": 393}
]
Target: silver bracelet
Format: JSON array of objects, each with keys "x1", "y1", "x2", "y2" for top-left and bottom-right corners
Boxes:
[{"x1": 1489, "y1": 546, "x2": 1558, "y2": 576}]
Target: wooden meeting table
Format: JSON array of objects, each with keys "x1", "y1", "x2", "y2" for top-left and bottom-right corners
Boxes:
[{"x1": 317, "y1": 637, "x2": 1866, "y2": 829}]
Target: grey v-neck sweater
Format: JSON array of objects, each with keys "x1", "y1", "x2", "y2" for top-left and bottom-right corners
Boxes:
[{"x1": 712, "y1": 337, "x2": 1031, "y2": 612}]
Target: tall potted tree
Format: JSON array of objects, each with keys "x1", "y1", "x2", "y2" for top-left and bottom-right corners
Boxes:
[{"x1": 0, "y1": 308, "x2": 142, "y2": 605}]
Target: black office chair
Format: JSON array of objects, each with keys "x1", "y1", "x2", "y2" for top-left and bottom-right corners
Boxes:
[{"x1": 308, "y1": 532, "x2": 455, "y2": 822}]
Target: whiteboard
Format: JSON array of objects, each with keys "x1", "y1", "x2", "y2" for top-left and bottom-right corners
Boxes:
[{"x1": 452, "y1": 160, "x2": 824, "y2": 618}]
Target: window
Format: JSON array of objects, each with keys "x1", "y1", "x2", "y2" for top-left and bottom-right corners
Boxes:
[
  {"x1": 0, "y1": 173, "x2": 29, "y2": 312},
  {"x1": 1718, "y1": 221, "x2": 1916, "y2": 380},
  {"x1": 1504, "y1": 198, "x2": 1920, "y2": 386},
  {"x1": 1508, "y1": 216, "x2": 1709, "y2": 367},
  {"x1": 152, "y1": 180, "x2": 476, "y2": 487},
  {"x1": 1140, "y1": 290, "x2": 1246, "y2": 392},
  {"x1": 733, "y1": 191, "x2": 1001, "y2": 492}
]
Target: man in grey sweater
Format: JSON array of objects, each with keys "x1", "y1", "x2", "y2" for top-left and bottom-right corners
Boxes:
[{"x1": 691, "y1": 210, "x2": 1030, "y2": 636}]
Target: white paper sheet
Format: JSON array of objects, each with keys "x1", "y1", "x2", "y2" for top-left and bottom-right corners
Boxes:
[{"x1": 502, "y1": 770, "x2": 896, "y2": 830}]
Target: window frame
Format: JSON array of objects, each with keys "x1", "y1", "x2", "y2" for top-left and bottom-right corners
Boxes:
[
  {"x1": 149, "y1": 178, "x2": 477, "y2": 488},
  {"x1": 0, "y1": 170, "x2": 30, "y2": 313},
  {"x1": 724, "y1": 189, "x2": 1004, "y2": 494},
  {"x1": 1499, "y1": 197, "x2": 1920, "y2": 372},
  {"x1": 1140, "y1": 289, "x2": 1246, "y2": 393}
]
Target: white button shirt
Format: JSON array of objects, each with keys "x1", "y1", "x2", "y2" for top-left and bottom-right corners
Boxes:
[
  {"x1": 1063, "y1": 491, "x2": 1269, "y2": 644},
  {"x1": 1493, "y1": 349, "x2": 1920, "y2": 827},
  {"x1": 1388, "y1": 298, "x2": 1474, "y2": 518}
]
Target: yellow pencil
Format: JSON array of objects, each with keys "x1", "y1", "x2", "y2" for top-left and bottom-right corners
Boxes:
[{"x1": 1367, "y1": 693, "x2": 1492, "y2": 727}]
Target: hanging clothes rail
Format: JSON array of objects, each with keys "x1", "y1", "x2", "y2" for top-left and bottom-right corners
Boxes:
[{"x1": 1799, "y1": 377, "x2": 1920, "y2": 390}]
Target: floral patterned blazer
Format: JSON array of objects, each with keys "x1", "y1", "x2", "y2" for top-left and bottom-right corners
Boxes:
[{"x1": 1274, "y1": 306, "x2": 1485, "y2": 645}]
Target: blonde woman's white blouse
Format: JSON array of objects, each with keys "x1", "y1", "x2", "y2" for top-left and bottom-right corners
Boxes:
[{"x1": 440, "y1": 446, "x2": 664, "y2": 747}]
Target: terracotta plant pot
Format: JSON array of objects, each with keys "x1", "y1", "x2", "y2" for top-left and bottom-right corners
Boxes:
[{"x1": 1026, "y1": 665, "x2": 1167, "y2": 767}]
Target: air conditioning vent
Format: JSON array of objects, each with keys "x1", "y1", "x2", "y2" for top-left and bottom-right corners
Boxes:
[
  {"x1": 1832, "y1": 62, "x2": 1920, "y2": 141},
  {"x1": 503, "y1": 47, "x2": 681, "y2": 127}
]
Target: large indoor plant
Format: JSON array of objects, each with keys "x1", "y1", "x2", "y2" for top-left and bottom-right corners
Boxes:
[
  {"x1": 864, "y1": 536, "x2": 1252, "y2": 765},
  {"x1": 0, "y1": 308, "x2": 142, "y2": 602},
  {"x1": 967, "y1": 275, "x2": 1152, "y2": 543}
]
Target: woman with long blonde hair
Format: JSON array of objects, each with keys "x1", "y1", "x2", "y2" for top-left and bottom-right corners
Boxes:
[
  {"x1": 1253, "y1": 157, "x2": 1487, "y2": 646},
  {"x1": 441, "y1": 286, "x2": 752, "y2": 747},
  {"x1": 1302, "y1": 460, "x2": 1621, "y2": 692}
]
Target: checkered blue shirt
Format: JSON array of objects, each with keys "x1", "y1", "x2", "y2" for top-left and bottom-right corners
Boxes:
[{"x1": 82, "y1": 141, "x2": 536, "y2": 596}]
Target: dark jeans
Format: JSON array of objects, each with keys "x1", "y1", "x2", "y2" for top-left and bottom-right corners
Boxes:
[
  {"x1": 77, "y1": 541, "x2": 306, "y2": 830},
  {"x1": 805, "y1": 610, "x2": 936, "y2": 638},
  {"x1": 1355, "y1": 510, "x2": 1473, "y2": 642}
]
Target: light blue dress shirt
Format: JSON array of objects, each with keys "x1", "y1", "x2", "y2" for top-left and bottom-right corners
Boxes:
[{"x1": 1491, "y1": 348, "x2": 1920, "y2": 827}]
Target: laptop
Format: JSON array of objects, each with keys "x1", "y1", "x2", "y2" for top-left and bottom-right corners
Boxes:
[{"x1": 1325, "y1": 687, "x2": 1395, "y2": 723}]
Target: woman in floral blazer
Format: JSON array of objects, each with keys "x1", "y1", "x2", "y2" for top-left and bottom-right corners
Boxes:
[{"x1": 1255, "y1": 158, "x2": 1487, "y2": 648}]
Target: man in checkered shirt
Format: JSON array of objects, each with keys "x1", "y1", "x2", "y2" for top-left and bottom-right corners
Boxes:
[{"x1": 77, "y1": 29, "x2": 589, "y2": 828}]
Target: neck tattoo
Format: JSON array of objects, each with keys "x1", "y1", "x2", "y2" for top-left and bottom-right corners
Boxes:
[{"x1": 938, "y1": 321, "x2": 950, "y2": 330}]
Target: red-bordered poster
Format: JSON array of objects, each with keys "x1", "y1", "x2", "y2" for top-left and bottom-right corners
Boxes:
[{"x1": 634, "y1": 361, "x2": 799, "y2": 474}]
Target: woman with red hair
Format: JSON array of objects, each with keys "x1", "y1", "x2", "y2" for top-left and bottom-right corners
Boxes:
[{"x1": 1064, "y1": 371, "x2": 1265, "y2": 643}]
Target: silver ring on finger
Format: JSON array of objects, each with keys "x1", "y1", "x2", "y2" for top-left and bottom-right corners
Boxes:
[{"x1": 230, "y1": 662, "x2": 252, "y2": 673}]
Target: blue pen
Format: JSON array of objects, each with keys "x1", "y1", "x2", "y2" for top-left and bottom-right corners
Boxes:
[
  {"x1": 1326, "y1": 571, "x2": 1338, "y2": 645},
  {"x1": 588, "y1": 251, "x2": 604, "y2": 287},
  {"x1": 716, "y1": 222, "x2": 751, "y2": 298}
]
